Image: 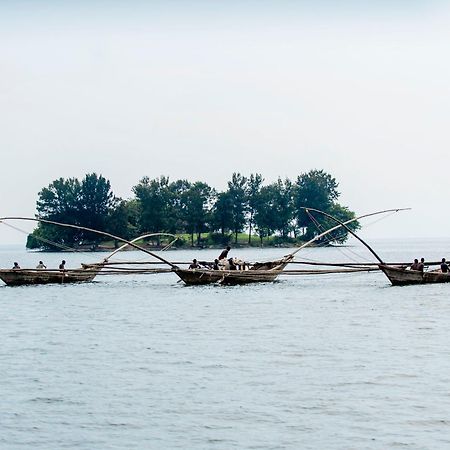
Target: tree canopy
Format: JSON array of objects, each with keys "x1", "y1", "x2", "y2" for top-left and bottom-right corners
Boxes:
[
  {"x1": 28, "y1": 173, "x2": 117, "y2": 249},
  {"x1": 27, "y1": 170, "x2": 359, "y2": 249}
]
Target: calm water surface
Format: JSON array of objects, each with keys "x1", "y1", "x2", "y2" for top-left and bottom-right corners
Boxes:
[{"x1": 1, "y1": 240, "x2": 450, "y2": 449}]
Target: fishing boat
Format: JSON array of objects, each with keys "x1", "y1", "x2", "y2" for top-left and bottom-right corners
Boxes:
[
  {"x1": 378, "y1": 264, "x2": 450, "y2": 286},
  {"x1": 173, "y1": 208, "x2": 406, "y2": 286},
  {"x1": 174, "y1": 256, "x2": 293, "y2": 285},
  {"x1": 0, "y1": 210, "x2": 412, "y2": 286},
  {"x1": 0, "y1": 265, "x2": 100, "y2": 286},
  {"x1": 300, "y1": 207, "x2": 450, "y2": 287},
  {"x1": 0, "y1": 216, "x2": 178, "y2": 287}
]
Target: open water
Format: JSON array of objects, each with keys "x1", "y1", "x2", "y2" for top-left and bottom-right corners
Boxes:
[{"x1": 1, "y1": 239, "x2": 450, "y2": 449}]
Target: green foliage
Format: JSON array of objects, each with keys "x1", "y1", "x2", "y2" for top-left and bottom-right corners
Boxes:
[
  {"x1": 132, "y1": 177, "x2": 214, "y2": 246},
  {"x1": 27, "y1": 169, "x2": 360, "y2": 250},
  {"x1": 28, "y1": 173, "x2": 117, "y2": 250},
  {"x1": 267, "y1": 178, "x2": 294, "y2": 238},
  {"x1": 246, "y1": 173, "x2": 263, "y2": 244},
  {"x1": 107, "y1": 200, "x2": 138, "y2": 244},
  {"x1": 208, "y1": 232, "x2": 232, "y2": 246},
  {"x1": 227, "y1": 173, "x2": 248, "y2": 243},
  {"x1": 182, "y1": 181, "x2": 214, "y2": 246},
  {"x1": 313, "y1": 204, "x2": 361, "y2": 245},
  {"x1": 294, "y1": 170, "x2": 341, "y2": 241},
  {"x1": 133, "y1": 176, "x2": 172, "y2": 234},
  {"x1": 211, "y1": 191, "x2": 234, "y2": 236}
]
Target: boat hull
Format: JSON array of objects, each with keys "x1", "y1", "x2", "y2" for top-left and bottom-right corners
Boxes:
[
  {"x1": 175, "y1": 258, "x2": 292, "y2": 286},
  {"x1": 0, "y1": 268, "x2": 100, "y2": 286},
  {"x1": 379, "y1": 264, "x2": 450, "y2": 286}
]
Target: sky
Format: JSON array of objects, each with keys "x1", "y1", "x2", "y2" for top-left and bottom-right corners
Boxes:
[{"x1": 1, "y1": 0, "x2": 450, "y2": 244}]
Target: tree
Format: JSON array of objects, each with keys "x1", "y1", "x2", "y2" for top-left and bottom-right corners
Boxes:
[
  {"x1": 294, "y1": 170, "x2": 340, "y2": 240},
  {"x1": 246, "y1": 173, "x2": 263, "y2": 244},
  {"x1": 36, "y1": 177, "x2": 81, "y2": 220},
  {"x1": 253, "y1": 185, "x2": 273, "y2": 245},
  {"x1": 270, "y1": 178, "x2": 294, "y2": 238},
  {"x1": 30, "y1": 177, "x2": 82, "y2": 248},
  {"x1": 309, "y1": 204, "x2": 361, "y2": 245},
  {"x1": 227, "y1": 173, "x2": 248, "y2": 244},
  {"x1": 78, "y1": 173, "x2": 117, "y2": 245},
  {"x1": 211, "y1": 191, "x2": 234, "y2": 237},
  {"x1": 167, "y1": 179, "x2": 191, "y2": 234},
  {"x1": 182, "y1": 181, "x2": 213, "y2": 246},
  {"x1": 252, "y1": 179, "x2": 294, "y2": 242},
  {"x1": 28, "y1": 173, "x2": 117, "y2": 249},
  {"x1": 133, "y1": 176, "x2": 172, "y2": 235},
  {"x1": 106, "y1": 199, "x2": 138, "y2": 247}
]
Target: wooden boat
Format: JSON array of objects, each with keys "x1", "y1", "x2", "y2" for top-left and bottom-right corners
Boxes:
[
  {"x1": 174, "y1": 256, "x2": 294, "y2": 285},
  {"x1": 1, "y1": 211, "x2": 409, "y2": 286},
  {"x1": 379, "y1": 264, "x2": 450, "y2": 286},
  {"x1": 0, "y1": 217, "x2": 179, "y2": 287},
  {"x1": 0, "y1": 265, "x2": 100, "y2": 287},
  {"x1": 302, "y1": 207, "x2": 450, "y2": 287},
  {"x1": 174, "y1": 208, "x2": 406, "y2": 286}
]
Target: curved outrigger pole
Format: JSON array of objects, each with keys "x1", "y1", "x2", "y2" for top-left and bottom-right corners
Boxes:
[
  {"x1": 298, "y1": 207, "x2": 410, "y2": 264},
  {"x1": 288, "y1": 208, "x2": 410, "y2": 259},
  {"x1": 0, "y1": 216, "x2": 179, "y2": 268},
  {"x1": 103, "y1": 233, "x2": 178, "y2": 262}
]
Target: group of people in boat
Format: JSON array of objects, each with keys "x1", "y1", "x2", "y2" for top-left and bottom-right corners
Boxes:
[
  {"x1": 11, "y1": 260, "x2": 66, "y2": 270},
  {"x1": 410, "y1": 258, "x2": 425, "y2": 272},
  {"x1": 188, "y1": 246, "x2": 246, "y2": 271},
  {"x1": 410, "y1": 257, "x2": 449, "y2": 273}
]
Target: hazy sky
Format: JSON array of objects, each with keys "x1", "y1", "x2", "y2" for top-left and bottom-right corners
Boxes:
[{"x1": 1, "y1": 0, "x2": 449, "y2": 243}]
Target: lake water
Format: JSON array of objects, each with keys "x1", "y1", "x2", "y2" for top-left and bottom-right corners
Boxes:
[{"x1": 2, "y1": 239, "x2": 450, "y2": 449}]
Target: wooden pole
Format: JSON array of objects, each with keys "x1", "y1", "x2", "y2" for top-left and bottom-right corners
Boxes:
[
  {"x1": 103, "y1": 232, "x2": 177, "y2": 261},
  {"x1": 300, "y1": 207, "x2": 403, "y2": 264},
  {"x1": 288, "y1": 208, "x2": 410, "y2": 258},
  {"x1": 0, "y1": 216, "x2": 179, "y2": 268}
]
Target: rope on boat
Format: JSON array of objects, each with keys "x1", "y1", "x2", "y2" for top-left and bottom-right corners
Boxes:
[
  {"x1": 87, "y1": 259, "x2": 445, "y2": 268},
  {"x1": 303, "y1": 209, "x2": 380, "y2": 265},
  {"x1": 0, "y1": 216, "x2": 180, "y2": 268},
  {"x1": 1, "y1": 221, "x2": 79, "y2": 253}
]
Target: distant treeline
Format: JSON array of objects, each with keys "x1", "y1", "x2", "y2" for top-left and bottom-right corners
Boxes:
[{"x1": 26, "y1": 171, "x2": 359, "y2": 250}]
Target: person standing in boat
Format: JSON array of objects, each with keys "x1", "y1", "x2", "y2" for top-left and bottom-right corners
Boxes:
[
  {"x1": 12, "y1": 262, "x2": 20, "y2": 270},
  {"x1": 410, "y1": 259, "x2": 419, "y2": 270},
  {"x1": 59, "y1": 260, "x2": 66, "y2": 270},
  {"x1": 36, "y1": 261, "x2": 46, "y2": 269},
  {"x1": 218, "y1": 246, "x2": 231, "y2": 260},
  {"x1": 441, "y1": 258, "x2": 449, "y2": 273}
]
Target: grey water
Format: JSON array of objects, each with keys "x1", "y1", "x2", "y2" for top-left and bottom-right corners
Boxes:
[{"x1": 2, "y1": 239, "x2": 450, "y2": 449}]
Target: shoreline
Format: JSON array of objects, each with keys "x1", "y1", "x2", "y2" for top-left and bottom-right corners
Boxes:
[{"x1": 26, "y1": 242, "x2": 309, "y2": 253}]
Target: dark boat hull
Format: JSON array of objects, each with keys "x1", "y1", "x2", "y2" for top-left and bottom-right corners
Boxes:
[
  {"x1": 379, "y1": 264, "x2": 450, "y2": 286},
  {"x1": 0, "y1": 268, "x2": 100, "y2": 286},
  {"x1": 175, "y1": 257, "x2": 292, "y2": 285}
]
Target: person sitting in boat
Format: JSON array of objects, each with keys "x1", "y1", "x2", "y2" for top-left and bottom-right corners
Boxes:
[
  {"x1": 441, "y1": 258, "x2": 449, "y2": 273},
  {"x1": 59, "y1": 260, "x2": 66, "y2": 270},
  {"x1": 218, "y1": 246, "x2": 231, "y2": 260},
  {"x1": 417, "y1": 258, "x2": 425, "y2": 272},
  {"x1": 227, "y1": 258, "x2": 237, "y2": 270},
  {"x1": 189, "y1": 259, "x2": 201, "y2": 269},
  {"x1": 212, "y1": 259, "x2": 220, "y2": 270},
  {"x1": 36, "y1": 261, "x2": 46, "y2": 269},
  {"x1": 12, "y1": 262, "x2": 20, "y2": 270},
  {"x1": 410, "y1": 259, "x2": 419, "y2": 271},
  {"x1": 233, "y1": 257, "x2": 246, "y2": 270}
]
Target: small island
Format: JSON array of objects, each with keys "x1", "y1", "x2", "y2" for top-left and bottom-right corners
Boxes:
[{"x1": 26, "y1": 171, "x2": 359, "y2": 251}]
